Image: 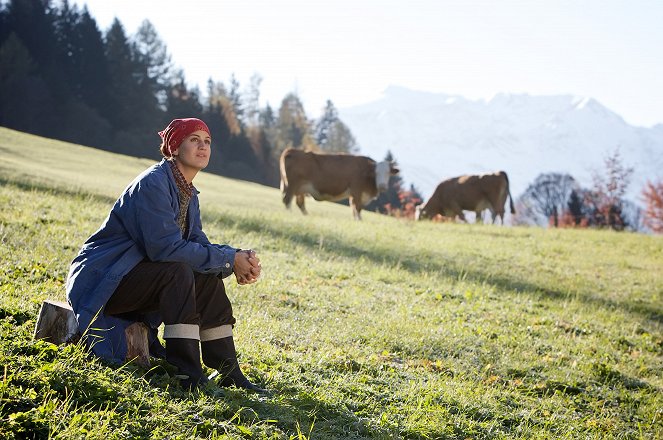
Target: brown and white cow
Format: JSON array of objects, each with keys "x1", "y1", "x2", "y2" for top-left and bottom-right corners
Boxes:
[
  {"x1": 279, "y1": 148, "x2": 399, "y2": 220},
  {"x1": 415, "y1": 171, "x2": 515, "y2": 224}
]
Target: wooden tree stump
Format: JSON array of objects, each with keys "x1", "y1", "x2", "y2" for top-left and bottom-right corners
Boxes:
[
  {"x1": 33, "y1": 299, "x2": 79, "y2": 344},
  {"x1": 125, "y1": 321, "x2": 150, "y2": 368},
  {"x1": 33, "y1": 299, "x2": 151, "y2": 367}
]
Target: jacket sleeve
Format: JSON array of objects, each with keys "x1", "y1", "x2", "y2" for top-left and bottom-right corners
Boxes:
[
  {"x1": 125, "y1": 175, "x2": 236, "y2": 277},
  {"x1": 188, "y1": 192, "x2": 238, "y2": 278}
]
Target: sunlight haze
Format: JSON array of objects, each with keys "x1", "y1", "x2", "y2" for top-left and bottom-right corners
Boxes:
[{"x1": 71, "y1": 0, "x2": 663, "y2": 127}]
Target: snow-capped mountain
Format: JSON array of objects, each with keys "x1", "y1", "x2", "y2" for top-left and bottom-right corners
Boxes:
[{"x1": 339, "y1": 86, "x2": 663, "y2": 205}]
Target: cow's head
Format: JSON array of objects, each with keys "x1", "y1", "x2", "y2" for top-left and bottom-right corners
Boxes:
[
  {"x1": 414, "y1": 203, "x2": 432, "y2": 220},
  {"x1": 375, "y1": 160, "x2": 400, "y2": 192}
]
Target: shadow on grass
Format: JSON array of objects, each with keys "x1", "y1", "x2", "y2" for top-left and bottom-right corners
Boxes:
[
  {"x1": 183, "y1": 382, "x2": 505, "y2": 440},
  {"x1": 215, "y1": 214, "x2": 663, "y2": 326}
]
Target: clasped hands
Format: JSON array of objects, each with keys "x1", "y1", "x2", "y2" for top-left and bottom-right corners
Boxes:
[{"x1": 233, "y1": 249, "x2": 261, "y2": 285}]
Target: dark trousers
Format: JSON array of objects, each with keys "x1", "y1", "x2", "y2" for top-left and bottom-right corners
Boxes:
[{"x1": 105, "y1": 260, "x2": 235, "y2": 331}]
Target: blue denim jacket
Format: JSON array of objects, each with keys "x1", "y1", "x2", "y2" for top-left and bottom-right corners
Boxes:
[{"x1": 66, "y1": 159, "x2": 237, "y2": 363}]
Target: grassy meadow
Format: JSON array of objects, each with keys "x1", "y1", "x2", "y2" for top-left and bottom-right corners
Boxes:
[{"x1": 0, "y1": 127, "x2": 662, "y2": 439}]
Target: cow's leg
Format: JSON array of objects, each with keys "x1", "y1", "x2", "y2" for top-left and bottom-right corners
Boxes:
[
  {"x1": 457, "y1": 211, "x2": 467, "y2": 223},
  {"x1": 295, "y1": 194, "x2": 308, "y2": 215},
  {"x1": 485, "y1": 208, "x2": 496, "y2": 224},
  {"x1": 353, "y1": 205, "x2": 362, "y2": 220},
  {"x1": 350, "y1": 196, "x2": 363, "y2": 220},
  {"x1": 475, "y1": 211, "x2": 484, "y2": 224},
  {"x1": 282, "y1": 187, "x2": 294, "y2": 209},
  {"x1": 497, "y1": 209, "x2": 506, "y2": 225}
]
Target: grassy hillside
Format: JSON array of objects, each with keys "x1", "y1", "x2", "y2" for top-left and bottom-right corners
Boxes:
[{"x1": 0, "y1": 127, "x2": 661, "y2": 439}]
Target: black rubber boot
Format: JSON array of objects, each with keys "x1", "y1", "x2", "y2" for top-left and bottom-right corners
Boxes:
[
  {"x1": 166, "y1": 338, "x2": 208, "y2": 389},
  {"x1": 201, "y1": 337, "x2": 269, "y2": 394}
]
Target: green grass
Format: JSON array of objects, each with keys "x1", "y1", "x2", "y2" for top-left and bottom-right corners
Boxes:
[{"x1": 0, "y1": 126, "x2": 662, "y2": 439}]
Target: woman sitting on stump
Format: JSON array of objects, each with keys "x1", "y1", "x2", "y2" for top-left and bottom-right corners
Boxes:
[{"x1": 66, "y1": 117, "x2": 266, "y2": 392}]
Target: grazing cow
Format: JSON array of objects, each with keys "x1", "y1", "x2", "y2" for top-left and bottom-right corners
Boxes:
[
  {"x1": 415, "y1": 171, "x2": 515, "y2": 224},
  {"x1": 279, "y1": 148, "x2": 399, "y2": 220}
]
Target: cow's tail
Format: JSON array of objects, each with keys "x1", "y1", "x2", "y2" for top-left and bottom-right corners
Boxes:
[
  {"x1": 502, "y1": 171, "x2": 516, "y2": 214},
  {"x1": 279, "y1": 149, "x2": 292, "y2": 208}
]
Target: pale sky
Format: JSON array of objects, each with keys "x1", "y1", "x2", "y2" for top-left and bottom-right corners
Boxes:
[{"x1": 71, "y1": 0, "x2": 663, "y2": 127}]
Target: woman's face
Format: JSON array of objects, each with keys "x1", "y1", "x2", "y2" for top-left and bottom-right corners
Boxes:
[{"x1": 173, "y1": 129, "x2": 211, "y2": 172}]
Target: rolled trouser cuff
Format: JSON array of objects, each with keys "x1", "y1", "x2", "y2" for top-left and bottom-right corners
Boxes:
[
  {"x1": 199, "y1": 324, "x2": 233, "y2": 341},
  {"x1": 163, "y1": 323, "x2": 200, "y2": 340}
]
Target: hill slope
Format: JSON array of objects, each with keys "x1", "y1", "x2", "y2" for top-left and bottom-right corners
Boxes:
[{"x1": 1, "y1": 127, "x2": 662, "y2": 439}]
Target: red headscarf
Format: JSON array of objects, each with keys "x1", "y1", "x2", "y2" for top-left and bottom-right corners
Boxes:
[{"x1": 158, "y1": 118, "x2": 211, "y2": 157}]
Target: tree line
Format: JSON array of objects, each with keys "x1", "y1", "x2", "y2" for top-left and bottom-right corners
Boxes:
[{"x1": 0, "y1": 0, "x2": 375, "y2": 189}]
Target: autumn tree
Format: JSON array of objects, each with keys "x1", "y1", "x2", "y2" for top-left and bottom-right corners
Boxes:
[
  {"x1": 202, "y1": 78, "x2": 263, "y2": 182},
  {"x1": 642, "y1": 179, "x2": 663, "y2": 233},
  {"x1": 272, "y1": 93, "x2": 315, "y2": 167},
  {"x1": 585, "y1": 148, "x2": 634, "y2": 230}
]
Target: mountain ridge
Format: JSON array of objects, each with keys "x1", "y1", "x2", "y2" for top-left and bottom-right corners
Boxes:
[{"x1": 339, "y1": 86, "x2": 663, "y2": 204}]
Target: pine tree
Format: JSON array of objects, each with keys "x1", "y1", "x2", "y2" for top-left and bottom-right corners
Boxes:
[
  {"x1": 366, "y1": 151, "x2": 403, "y2": 214},
  {"x1": 566, "y1": 189, "x2": 585, "y2": 226},
  {"x1": 104, "y1": 18, "x2": 161, "y2": 155},
  {"x1": 2, "y1": 0, "x2": 61, "y2": 136},
  {"x1": 314, "y1": 100, "x2": 357, "y2": 153},
  {"x1": 0, "y1": 32, "x2": 51, "y2": 133},
  {"x1": 103, "y1": 19, "x2": 138, "y2": 130},
  {"x1": 315, "y1": 100, "x2": 337, "y2": 148},
  {"x1": 50, "y1": 2, "x2": 111, "y2": 146},
  {"x1": 132, "y1": 20, "x2": 175, "y2": 109},
  {"x1": 243, "y1": 73, "x2": 262, "y2": 127},
  {"x1": 75, "y1": 7, "x2": 111, "y2": 113},
  {"x1": 228, "y1": 74, "x2": 244, "y2": 125}
]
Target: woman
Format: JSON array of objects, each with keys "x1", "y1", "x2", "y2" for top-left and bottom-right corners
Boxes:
[{"x1": 66, "y1": 118, "x2": 266, "y2": 392}]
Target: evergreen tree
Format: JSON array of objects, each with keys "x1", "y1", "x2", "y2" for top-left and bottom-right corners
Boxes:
[
  {"x1": 132, "y1": 20, "x2": 174, "y2": 109},
  {"x1": 566, "y1": 189, "x2": 585, "y2": 226},
  {"x1": 4, "y1": 0, "x2": 57, "y2": 70},
  {"x1": 256, "y1": 104, "x2": 279, "y2": 183},
  {"x1": 0, "y1": 32, "x2": 52, "y2": 133},
  {"x1": 228, "y1": 74, "x2": 244, "y2": 125},
  {"x1": 104, "y1": 18, "x2": 160, "y2": 155},
  {"x1": 103, "y1": 19, "x2": 137, "y2": 130},
  {"x1": 243, "y1": 73, "x2": 262, "y2": 127},
  {"x1": 366, "y1": 151, "x2": 403, "y2": 213},
  {"x1": 50, "y1": 2, "x2": 111, "y2": 146},
  {"x1": 2, "y1": 0, "x2": 61, "y2": 136},
  {"x1": 259, "y1": 104, "x2": 276, "y2": 129},
  {"x1": 75, "y1": 7, "x2": 111, "y2": 113},
  {"x1": 314, "y1": 100, "x2": 358, "y2": 153},
  {"x1": 315, "y1": 100, "x2": 337, "y2": 148}
]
